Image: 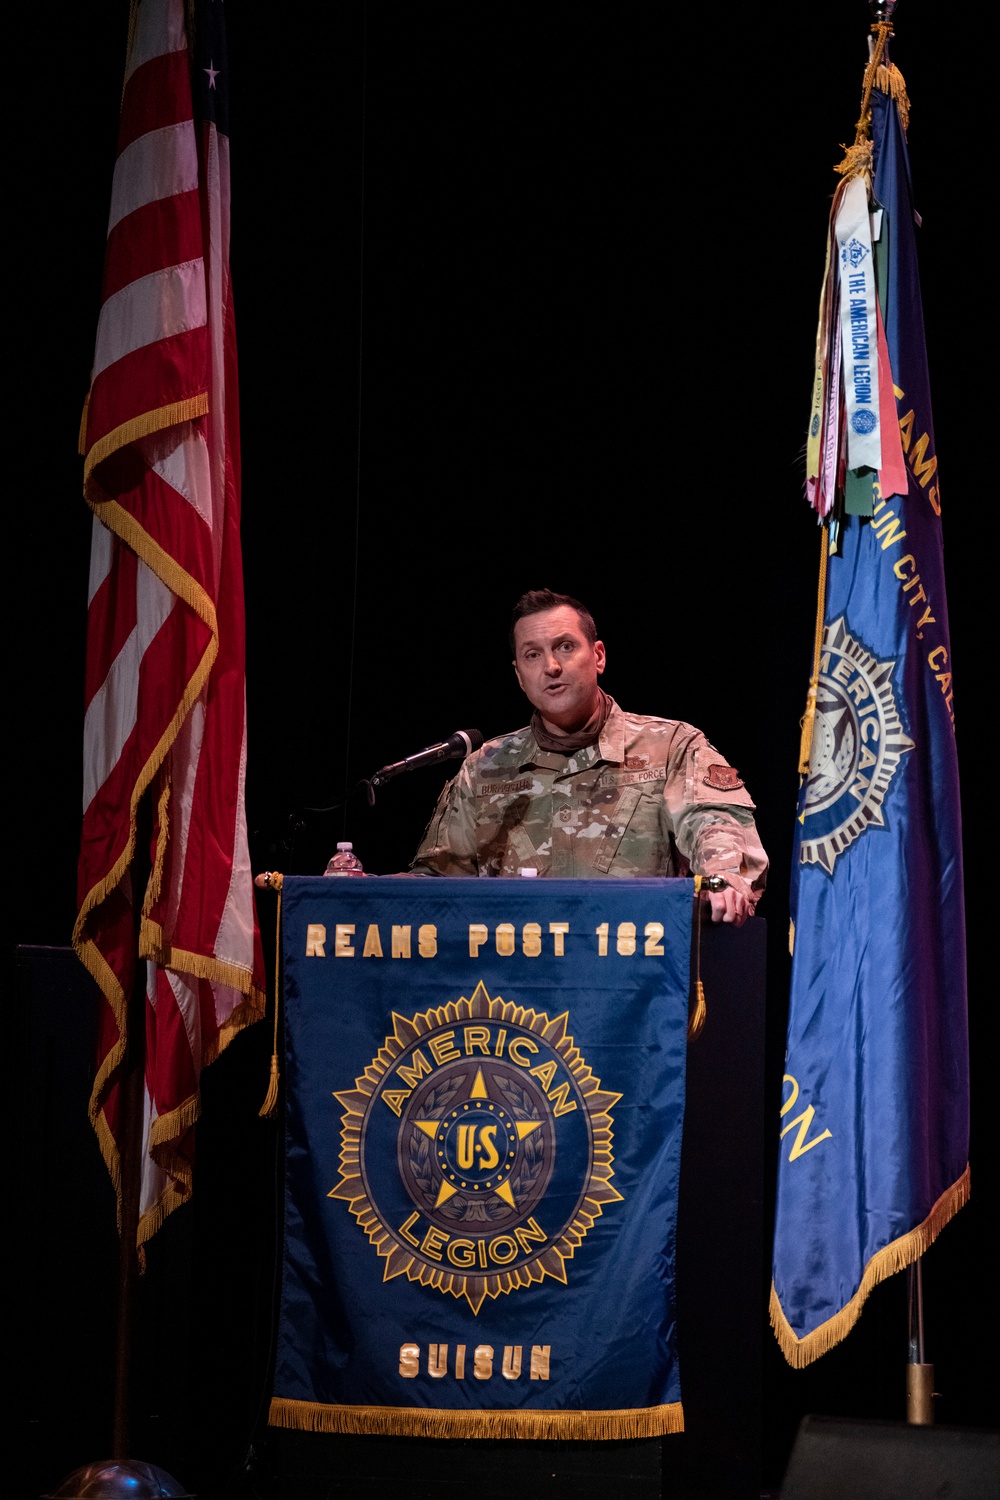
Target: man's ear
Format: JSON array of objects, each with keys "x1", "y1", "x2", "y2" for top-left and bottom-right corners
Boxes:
[{"x1": 594, "y1": 640, "x2": 607, "y2": 674}]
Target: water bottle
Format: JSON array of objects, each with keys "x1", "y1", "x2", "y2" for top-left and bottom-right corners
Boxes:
[{"x1": 324, "y1": 841, "x2": 364, "y2": 876}]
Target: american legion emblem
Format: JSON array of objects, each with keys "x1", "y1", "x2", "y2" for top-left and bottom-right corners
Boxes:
[
  {"x1": 800, "y1": 616, "x2": 914, "y2": 874},
  {"x1": 329, "y1": 981, "x2": 622, "y2": 1315}
]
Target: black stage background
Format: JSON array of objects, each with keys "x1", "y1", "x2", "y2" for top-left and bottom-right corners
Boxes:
[{"x1": 8, "y1": 4, "x2": 995, "y2": 1496}]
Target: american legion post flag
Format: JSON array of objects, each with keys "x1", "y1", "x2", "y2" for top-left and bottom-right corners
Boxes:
[
  {"x1": 74, "y1": 0, "x2": 264, "y2": 1249},
  {"x1": 269, "y1": 878, "x2": 694, "y2": 1438},
  {"x1": 771, "y1": 40, "x2": 969, "y2": 1365}
]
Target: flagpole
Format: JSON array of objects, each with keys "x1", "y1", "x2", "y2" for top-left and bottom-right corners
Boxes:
[
  {"x1": 864, "y1": 0, "x2": 936, "y2": 1432},
  {"x1": 111, "y1": 974, "x2": 145, "y2": 1458},
  {"x1": 48, "y1": 800, "x2": 193, "y2": 1497},
  {"x1": 906, "y1": 1260, "x2": 934, "y2": 1424},
  {"x1": 112, "y1": 800, "x2": 152, "y2": 1459}
]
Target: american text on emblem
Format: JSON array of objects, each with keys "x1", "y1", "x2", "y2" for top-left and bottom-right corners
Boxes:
[{"x1": 329, "y1": 982, "x2": 622, "y2": 1314}]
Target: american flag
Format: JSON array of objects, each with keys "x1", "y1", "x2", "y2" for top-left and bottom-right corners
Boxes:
[{"x1": 74, "y1": 0, "x2": 265, "y2": 1248}]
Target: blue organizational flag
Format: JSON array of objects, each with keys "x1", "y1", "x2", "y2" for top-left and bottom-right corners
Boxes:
[
  {"x1": 771, "y1": 72, "x2": 970, "y2": 1366},
  {"x1": 269, "y1": 877, "x2": 694, "y2": 1436}
]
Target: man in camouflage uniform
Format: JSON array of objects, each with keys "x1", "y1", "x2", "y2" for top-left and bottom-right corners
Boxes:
[{"x1": 411, "y1": 590, "x2": 766, "y2": 923}]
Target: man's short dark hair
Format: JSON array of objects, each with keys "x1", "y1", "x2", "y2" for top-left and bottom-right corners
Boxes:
[{"x1": 510, "y1": 589, "x2": 597, "y2": 652}]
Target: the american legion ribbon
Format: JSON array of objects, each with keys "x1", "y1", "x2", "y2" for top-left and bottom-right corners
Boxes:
[{"x1": 835, "y1": 174, "x2": 882, "y2": 474}]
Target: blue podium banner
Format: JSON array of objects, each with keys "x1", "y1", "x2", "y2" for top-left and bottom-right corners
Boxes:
[{"x1": 268, "y1": 877, "x2": 693, "y2": 1439}]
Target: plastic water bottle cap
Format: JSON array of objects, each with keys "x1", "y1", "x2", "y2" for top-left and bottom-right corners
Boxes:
[
  {"x1": 337, "y1": 841, "x2": 353, "y2": 851},
  {"x1": 518, "y1": 867, "x2": 538, "y2": 877}
]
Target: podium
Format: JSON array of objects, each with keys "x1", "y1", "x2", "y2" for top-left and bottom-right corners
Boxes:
[{"x1": 268, "y1": 879, "x2": 766, "y2": 1499}]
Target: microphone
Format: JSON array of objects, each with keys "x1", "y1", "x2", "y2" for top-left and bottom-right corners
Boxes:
[{"x1": 370, "y1": 729, "x2": 484, "y2": 786}]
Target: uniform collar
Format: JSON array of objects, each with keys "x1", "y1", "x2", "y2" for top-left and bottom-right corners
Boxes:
[
  {"x1": 519, "y1": 697, "x2": 626, "y2": 769},
  {"x1": 597, "y1": 697, "x2": 626, "y2": 764}
]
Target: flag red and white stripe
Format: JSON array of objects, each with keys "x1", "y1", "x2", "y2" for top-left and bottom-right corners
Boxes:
[{"x1": 75, "y1": 0, "x2": 264, "y2": 1246}]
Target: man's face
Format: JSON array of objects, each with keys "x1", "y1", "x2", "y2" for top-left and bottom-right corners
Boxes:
[{"x1": 512, "y1": 605, "x2": 606, "y2": 733}]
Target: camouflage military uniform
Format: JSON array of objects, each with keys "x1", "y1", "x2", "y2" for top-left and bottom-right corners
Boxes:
[{"x1": 410, "y1": 698, "x2": 767, "y2": 904}]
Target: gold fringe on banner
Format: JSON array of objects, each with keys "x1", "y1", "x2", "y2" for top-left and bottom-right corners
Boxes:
[
  {"x1": 90, "y1": 494, "x2": 220, "y2": 635},
  {"x1": 138, "y1": 1175, "x2": 191, "y2": 1259},
  {"x1": 149, "y1": 1094, "x2": 202, "y2": 1148},
  {"x1": 771, "y1": 1164, "x2": 971, "y2": 1368},
  {"x1": 139, "y1": 919, "x2": 263, "y2": 999},
  {"x1": 267, "y1": 1397, "x2": 684, "y2": 1440},
  {"x1": 82, "y1": 394, "x2": 210, "y2": 494},
  {"x1": 143, "y1": 775, "x2": 172, "y2": 915}
]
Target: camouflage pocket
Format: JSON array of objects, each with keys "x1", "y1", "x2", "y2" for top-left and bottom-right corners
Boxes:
[
  {"x1": 592, "y1": 787, "x2": 643, "y2": 873},
  {"x1": 475, "y1": 796, "x2": 534, "y2": 875}
]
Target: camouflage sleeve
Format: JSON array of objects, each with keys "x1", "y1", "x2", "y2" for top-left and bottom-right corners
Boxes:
[
  {"x1": 409, "y1": 760, "x2": 480, "y2": 876},
  {"x1": 663, "y1": 729, "x2": 768, "y2": 907}
]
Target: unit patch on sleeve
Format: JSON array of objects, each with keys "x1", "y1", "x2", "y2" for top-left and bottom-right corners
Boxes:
[{"x1": 703, "y1": 764, "x2": 745, "y2": 791}]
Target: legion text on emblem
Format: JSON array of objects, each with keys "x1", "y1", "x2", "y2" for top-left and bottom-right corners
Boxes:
[
  {"x1": 703, "y1": 764, "x2": 744, "y2": 791},
  {"x1": 800, "y1": 616, "x2": 914, "y2": 874},
  {"x1": 329, "y1": 981, "x2": 622, "y2": 1315}
]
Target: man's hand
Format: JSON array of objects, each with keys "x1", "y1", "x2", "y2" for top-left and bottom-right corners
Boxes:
[{"x1": 706, "y1": 886, "x2": 752, "y2": 927}]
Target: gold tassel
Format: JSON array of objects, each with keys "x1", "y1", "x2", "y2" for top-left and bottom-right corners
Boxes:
[
  {"x1": 688, "y1": 876, "x2": 707, "y2": 1040},
  {"x1": 259, "y1": 1054, "x2": 280, "y2": 1120},
  {"x1": 259, "y1": 879, "x2": 284, "y2": 1118},
  {"x1": 267, "y1": 1396, "x2": 684, "y2": 1440},
  {"x1": 875, "y1": 62, "x2": 910, "y2": 134},
  {"x1": 688, "y1": 980, "x2": 707, "y2": 1040},
  {"x1": 833, "y1": 138, "x2": 873, "y2": 181},
  {"x1": 834, "y1": 18, "x2": 895, "y2": 180}
]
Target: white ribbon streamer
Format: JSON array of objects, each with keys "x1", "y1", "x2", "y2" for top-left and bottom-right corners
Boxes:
[{"x1": 835, "y1": 176, "x2": 882, "y2": 472}]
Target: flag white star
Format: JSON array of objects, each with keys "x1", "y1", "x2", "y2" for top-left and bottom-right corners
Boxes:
[{"x1": 204, "y1": 60, "x2": 220, "y2": 89}]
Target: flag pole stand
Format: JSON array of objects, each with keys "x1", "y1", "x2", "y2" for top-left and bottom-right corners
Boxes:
[
  {"x1": 111, "y1": 959, "x2": 147, "y2": 1459},
  {"x1": 906, "y1": 1258, "x2": 935, "y2": 1424},
  {"x1": 44, "y1": 809, "x2": 193, "y2": 1499}
]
